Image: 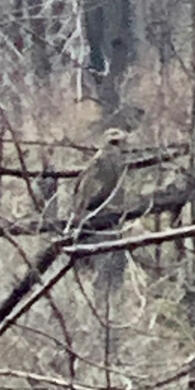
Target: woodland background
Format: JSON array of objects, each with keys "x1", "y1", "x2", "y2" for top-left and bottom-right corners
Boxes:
[{"x1": 0, "y1": 0, "x2": 195, "y2": 389}]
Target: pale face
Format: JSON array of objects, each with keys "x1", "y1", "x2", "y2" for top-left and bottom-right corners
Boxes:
[{"x1": 103, "y1": 128, "x2": 127, "y2": 151}]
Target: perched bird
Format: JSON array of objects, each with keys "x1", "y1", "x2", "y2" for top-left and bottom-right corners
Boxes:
[
  {"x1": 72, "y1": 128, "x2": 128, "y2": 224},
  {"x1": 72, "y1": 128, "x2": 129, "y2": 291}
]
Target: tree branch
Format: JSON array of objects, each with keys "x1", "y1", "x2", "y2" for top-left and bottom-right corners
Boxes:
[
  {"x1": 1, "y1": 223, "x2": 195, "y2": 334},
  {"x1": 0, "y1": 106, "x2": 41, "y2": 212}
]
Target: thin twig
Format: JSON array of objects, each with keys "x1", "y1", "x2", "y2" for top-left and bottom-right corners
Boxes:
[
  {"x1": 16, "y1": 324, "x2": 135, "y2": 380},
  {"x1": 1, "y1": 136, "x2": 95, "y2": 152},
  {"x1": 0, "y1": 106, "x2": 41, "y2": 212},
  {"x1": 73, "y1": 267, "x2": 107, "y2": 328},
  {"x1": 3, "y1": 226, "x2": 76, "y2": 379},
  {"x1": 105, "y1": 281, "x2": 111, "y2": 390},
  {"x1": 74, "y1": 166, "x2": 128, "y2": 240}
]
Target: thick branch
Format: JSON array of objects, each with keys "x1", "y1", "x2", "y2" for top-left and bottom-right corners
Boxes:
[
  {"x1": 0, "y1": 178, "x2": 193, "y2": 236},
  {"x1": 0, "y1": 142, "x2": 189, "y2": 179},
  {"x1": 1, "y1": 223, "x2": 195, "y2": 334},
  {"x1": 62, "y1": 224, "x2": 195, "y2": 256},
  {"x1": 0, "y1": 236, "x2": 71, "y2": 325},
  {"x1": 0, "y1": 166, "x2": 81, "y2": 179}
]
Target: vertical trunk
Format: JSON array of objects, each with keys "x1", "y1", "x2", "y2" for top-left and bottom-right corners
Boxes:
[
  {"x1": 9, "y1": 0, "x2": 23, "y2": 127},
  {"x1": 190, "y1": 0, "x2": 195, "y2": 249},
  {"x1": 84, "y1": 0, "x2": 136, "y2": 110},
  {"x1": 154, "y1": 12, "x2": 169, "y2": 274},
  {"x1": 0, "y1": 119, "x2": 5, "y2": 201},
  {"x1": 27, "y1": 0, "x2": 51, "y2": 80},
  {"x1": 154, "y1": 64, "x2": 165, "y2": 275},
  {"x1": 105, "y1": 282, "x2": 111, "y2": 389},
  {"x1": 190, "y1": 90, "x2": 195, "y2": 244}
]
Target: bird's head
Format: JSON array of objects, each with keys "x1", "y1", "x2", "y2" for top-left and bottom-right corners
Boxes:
[{"x1": 103, "y1": 128, "x2": 128, "y2": 152}]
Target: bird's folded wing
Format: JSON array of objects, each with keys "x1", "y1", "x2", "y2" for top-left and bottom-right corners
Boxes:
[{"x1": 73, "y1": 152, "x2": 104, "y2": 215}]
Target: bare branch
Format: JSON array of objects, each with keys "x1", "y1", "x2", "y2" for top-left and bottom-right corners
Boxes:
[
  {"x1": 0, "y1": 141, "x2": 189, "y2": 180},
  {"x1": 142, "y1": 359, "x2": 195, "y2": 389},
  {"x1": 73, "y1": 266, "x2": 106, "y2": 328},
  {"x1": 0, "y1": 166, "x2": 81, "y2": 179},
  {"x1": 1, "y1": 223, "x2": 195, "y2": 335},
  {"x1": 0, "y1": 251, "x2": 75, "y2": 336},
  {"x1": 0, "y1": 106, "x2": 41, "y2": 212},
  {"x1": 0, "y1": 368, "x2": 98, "y2": 390},
  {"x1": 2, "y1": 136, "x2": 96, "y2": 152},
  {"x1": 62, "y1": 224, "x2": 195, "y2": 257}
]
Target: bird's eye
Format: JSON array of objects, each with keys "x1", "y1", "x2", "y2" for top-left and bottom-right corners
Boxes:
[{"x1": 109, "y1": 139, "x2": 120, "y2": 146}]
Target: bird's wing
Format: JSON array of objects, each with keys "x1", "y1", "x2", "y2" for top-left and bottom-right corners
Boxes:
[{"x1": 73, "y1": 150, "x2": 104, "y2": 214}]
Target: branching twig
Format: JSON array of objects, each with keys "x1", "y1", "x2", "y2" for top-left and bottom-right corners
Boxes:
[
  {"x1": 0, "y1": 106, "x2": 41, "y2": 212},
  {"x1": 16, "y1": 324, "x2": 134, "y2": 380},
  {"x1": 0, "y1": 252, "x2": 75, "y2": 336},
  {"x1": 63, "y1": 223, "x2": 195, "y2": 256},
  {"x1": 2, "y1": 136, "x2": 95, "y2": 152},
  {"x1": 0, "y1": 141, "x2": 190, "y2": 181},
  {"x1": 143, "y1": 359, "x2": 195, "y2": 389},
  {"x1": 3, "y1": 227, "x2": 76, "y2": 381},
  {"x1": 2, "y1": 223, "x2": 195, "y2": 335},
  {"x1": 125, "y1": 251, "x2": 147, "y2": 323}
]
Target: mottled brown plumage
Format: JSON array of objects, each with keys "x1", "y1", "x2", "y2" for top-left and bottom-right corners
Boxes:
[{"x1": 73, "y1": 128, "x2": 127, "y2": 223}]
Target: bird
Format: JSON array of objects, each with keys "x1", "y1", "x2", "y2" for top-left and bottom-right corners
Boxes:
[
  {"x1": 72, "y1": 128, "x2": 128, "y2": 225},
  {"x1": 71, "y1": 128, "x2": 129, "y2": 292}
]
